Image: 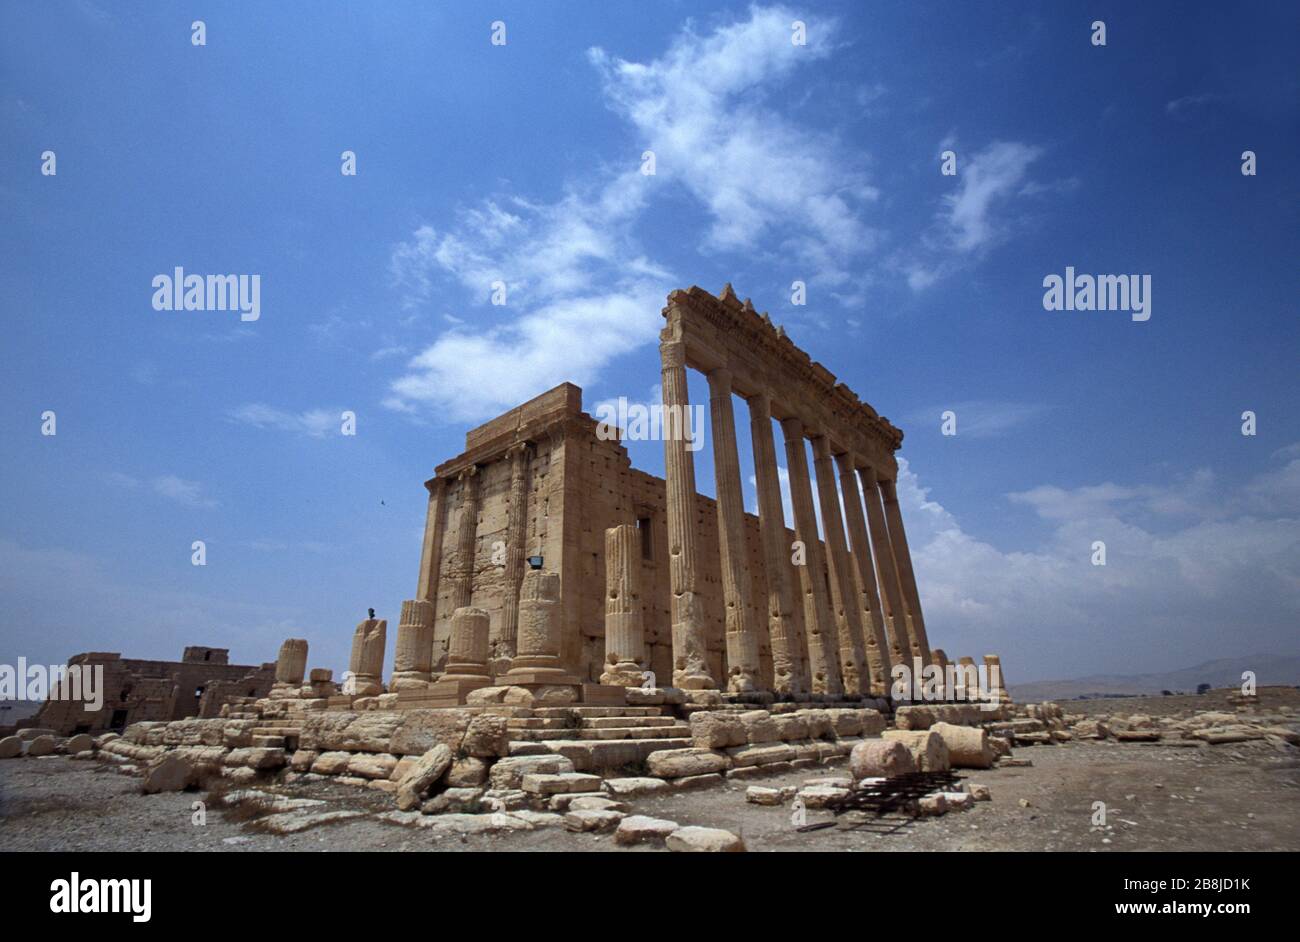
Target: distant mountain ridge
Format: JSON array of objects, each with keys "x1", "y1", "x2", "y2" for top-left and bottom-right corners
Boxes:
[{"x1": 1010, "y1": 654, "x2": 1300, "y2": 703}]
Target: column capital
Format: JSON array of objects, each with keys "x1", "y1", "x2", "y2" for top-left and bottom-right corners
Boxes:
[
  {"x1": 659, "y1": 340, "x2": 686, "y2": 369},
  {"x1": 457, "y1": 464, "x2": 479, "y2": 484},
  {"x1": 706, "y1": 365, "x2": 733, "y2": 392},
  {"x1": 833, "y1": 450, "x2": 860, "y2": 473}
]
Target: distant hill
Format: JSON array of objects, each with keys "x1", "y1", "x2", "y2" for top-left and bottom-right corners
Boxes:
[{"x1": 1010, "y1": 654, "x2": 1300, "y2": 703}]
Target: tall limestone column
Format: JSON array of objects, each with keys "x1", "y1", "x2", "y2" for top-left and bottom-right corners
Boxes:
[
  {"x1": 780, "y1": 416, "x2": 842, "y2": 696},
  {"x1": 391, "y1": 598, "x2": 435, "y2": 690},
  {"x1": 880, "y1": 476, "x2": 931, "y2": 666},
  {"x1": 601, "y1": 525, "x2": 646, "y2": 686},
  {"x1": 811, "y1": 434, "x2": 869, "y2": 697},
  {"x1": 506, "y1": 569, "x2": 581, "y2": 695},
  {"x1": 494, "y1": 442, "x2": 532, "y2": 667},
  {"x1": 858, "y1": 464, "x2": 915, "y2": 673},
  {"x1": 748, "y1": 392, "x2": 804, "y2": 694},
  {"x1": 707, "y1": 368, "x2": 761, "y2": 693},
  {"x1": 416, "y1": 478, "x2": 447, "y2": 603},
  {"x1": 660, "y1": 340, "x2": 716, "y2": 690},
  {"x1": 449, "y1": 465, "x2": 481, "y2": 611},
  {"x1": 834, "y1": 451, "x2": 891, "y2": 697},
  {"x1": 347, "y1": 616, "x2": 387, "y2": 697}
]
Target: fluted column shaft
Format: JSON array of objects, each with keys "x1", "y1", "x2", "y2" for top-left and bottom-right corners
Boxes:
[
  {"x1": 450, "y1": 466, "x2": 481, "y2": 611},
  {"x1": 660, "y1": 341, "x2": 716, "y2": 689},
  {"x1": 858, "y1": 464, "x2": 914, "y2": 671},
  {"x1": 781, "y1": 417, "x2": 842, "y2": 696},
  {"x1": 416, "y1": 478, "x2": 448, "y2": 602},
  {"x1": 707, "y1": 369, "x2": 762, "y2": 693},
  {"x1": 748, "y1": 393, "x2": 805, "y2": 694},
  {"x1": 880, "y1": 477, "x2": 931, "y2": 666},
  {"x1": 601, "y1": 524, "x2": 646, "y2": 685},
  {"x1": 834, "y1": 452, "x2": 891, "y2": 696},
  {"x1": 811, "y1": 434, "x2": 868, "y2": 697},
  {"x1": 495, "y1": 442, "x2": 532, "y2": 662}
]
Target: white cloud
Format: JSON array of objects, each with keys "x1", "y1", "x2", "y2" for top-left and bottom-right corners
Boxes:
[
  {"x1": 106, "y1": 471, "x2": 216, "y2": 508},
  {"x1": 899, "y1": 448, "x2": 1300, "y2": 681},
  {"x1": 590, "y1": 5, "x2": 878, "y2": 290},
  {"x1": 151, "y1": 475, "x2": 218, "y2": 509},
  {"x1": 903, "y1": 140, "x2": 1044, "y2": 289},
  {"x1": 229, "y1": 404, "x2": 341, "y2": 438},
  {"x1": 385, "y1": 7, "x2": 889, "y2": 422}
]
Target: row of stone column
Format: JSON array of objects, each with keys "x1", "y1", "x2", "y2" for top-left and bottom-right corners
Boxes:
[{"x1": 657, "y1": 339, "x2": 932, "y2": 698}]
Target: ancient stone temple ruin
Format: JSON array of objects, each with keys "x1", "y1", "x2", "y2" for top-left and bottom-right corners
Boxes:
[
  {"x1": 372, "y1": 284, "x2": 973, "y2": 708},
  {"x1": 33, "y1": 286, "x2": 1013, "y2": 830}
]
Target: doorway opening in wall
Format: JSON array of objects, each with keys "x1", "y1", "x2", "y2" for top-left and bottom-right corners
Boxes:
[
  {"x1": 637, "y1": 516, "x2": 653, "y2": 561},
  {"x1": 110, "y1": 709, "x2": 128, "y2": 730}
]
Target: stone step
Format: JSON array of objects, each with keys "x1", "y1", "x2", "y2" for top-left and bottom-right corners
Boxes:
[
  {"x1": 251, "y1": 735, "x2": 286, "y2": 748},
  {"x1": 519, "y1": 737, "x2": 694, "y2": 773},
  {"x1": 507, "y1": 717, "x2": 575, "y2": 730},
  {"x1": 510, "y1": 729, "x2": 587, "y2": 742},
  {"x1": 581, "y1": 715, "x2": 678, "y2": 729},
  {"x1": 532, "y1": 706, "x2": 665, "y2": 718},
  {"x1": 577, "y1": 726, "x2": 690, "y2": 741}
]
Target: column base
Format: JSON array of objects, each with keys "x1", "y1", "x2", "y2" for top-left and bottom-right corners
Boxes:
[
  {"x1": 426, "y1": 674, "x2": 492, "y2": 704},
  {"x1": 389, "y1": 672, "x2": 433, "y2": 692},
  {"x1": 503, "y1": 668, "x2": 582, "y2": 687},
  {"x1": 599, "y1": 664, "x2": 645, "y2": 687},
  {"x1": 674, "y1": 670, "x2": 718, "y2": 690}
]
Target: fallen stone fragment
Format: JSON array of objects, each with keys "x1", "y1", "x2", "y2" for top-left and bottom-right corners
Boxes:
[
  {"x1": 259, "y1": 809, "x2": 365, "y2": 834},
  {"x1": 941, "y1": 791, "x2": 974, "y2": 811},
  {"x1": 849, "y1": 739, "x2": 916, "y2": 780},
  {"x1": 798, "y1": 784, "x2": 850, "y2": 809},
  {"x1": 666, "y1": 826, "x2": 746, "y2": 852},
  {"x1": 615, "y1": 815, "x2": 679, "y2": 846},
  {"x1": 143, "y1": 753, "x2": 212, "y2": 793},
  {"x1": 917, "y1": 794, "x2": 947, "y2": 816},
  {"x1": 521, "y1": 772, "x2": 603, "y2": 795},
  {"x1": 602, "y1": 776, "x2": 669, "y2": 797},
  {"x1": 563, "y1": 808, "x2": 625, "y2": 832},
  {"x1": 395, "y1": 743, "x2": 453, "y2": 811},
  {"x1": 746, "y1": 786, "x2": 783, "y2": 806},
  {"x1": 968, "y1": 783, "x2": 991, "y2": 801},
  {"x1": 26, "y1": 735, "x2": 58, "y2": 757},
  {"x1": 568, "y1": 795, "x2": 628, "y2": 813},
  {"x1": 0, "y1": 737, "x2": 22, "y2": 759}
]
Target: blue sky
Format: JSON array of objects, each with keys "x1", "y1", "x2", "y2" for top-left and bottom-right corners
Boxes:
[{"x1": 2, "y1": 1, "x2": 1297, "y2": 685}]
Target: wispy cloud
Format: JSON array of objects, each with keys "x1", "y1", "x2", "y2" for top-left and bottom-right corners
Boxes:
[
  {"x1": 385, "y1": 6, "x2": 881, "y2": 422},
  {"x1": 151, "y1": 474, "x2": 218, "y2": 508},
  {"x1": 1165, "y1": 92, "x2": 1225, "y2": 120},
  {"x1": 591, "y1": 5, "x2": 878, "y2": 292},
  {"x1": 229, "y1": 404, "x2": 341, "y2": 438},
  {"x1": 903, "y1": 140, "x2": 1044, "y2": 290},
  {"x1": 106, "y1": 471, "x2": 218, "y2": 508},
  {"x1": 908, "y1": 400, "x2": 1052, "y2": 439}
]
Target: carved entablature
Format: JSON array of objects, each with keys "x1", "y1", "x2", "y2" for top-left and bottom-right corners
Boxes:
[{"x1": 663, "y1": 285, "x2": 903, "y2": 476}]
